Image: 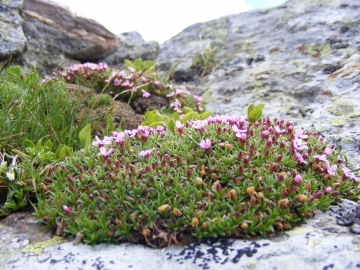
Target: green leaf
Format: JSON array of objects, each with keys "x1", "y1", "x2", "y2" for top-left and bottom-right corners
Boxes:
[
  {"x1": 55, "y1": 145, "x2": 71, "y2": 160},
  {"x1": 247, "y1": 104, "x2": 265, "y2": 123},
  {"x1": 44, "y1": 140, "x2": 53, "y2": 150},
  {"x1": 79, "y1": 124, "x2": 92, "y2": 148},
  {"x1": 22, "y1": 139, "x2": 35, "y2": 153}
]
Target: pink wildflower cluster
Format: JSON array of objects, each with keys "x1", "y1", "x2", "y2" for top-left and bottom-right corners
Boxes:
[
  {"x1": 92, "y1": 114, "x2": 359, "y2": 186},
  {"x1": 167, "y1": 86, "x2": 203, "y2": 113},
  {"x1": 54, "y1": 63, "x2": 109, "y2": 84}
]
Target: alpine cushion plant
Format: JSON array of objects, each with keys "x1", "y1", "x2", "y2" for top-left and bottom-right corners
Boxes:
[
  {"x1": 35, "y1": 105, "x2": 360, "y2": 248},
  {"x1": 53, "y1": 59, "x2": 205, "y2": 115}
]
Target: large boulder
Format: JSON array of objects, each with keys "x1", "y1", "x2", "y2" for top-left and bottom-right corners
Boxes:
[
  {"x1": 0, "y1": 0, "x2": 27, "y2": 61},
  {"x1": 100, "y1": 31, "x2": 159, "y2": 66},
  {"x1": 1, "y1": 0, "x2": 121, "y2": 74},
  {"x1": 157, "y1": 0, "x2": 360, "y2": 169}
]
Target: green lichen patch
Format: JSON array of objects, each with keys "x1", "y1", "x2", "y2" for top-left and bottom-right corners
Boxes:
[{"x1": 327, "y1": 100, "x2": 356, "y2": 116}]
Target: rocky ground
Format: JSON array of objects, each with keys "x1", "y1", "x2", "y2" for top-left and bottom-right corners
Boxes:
[{"x1": 1, "y1": 0, "x2": 360, "y2": 269}]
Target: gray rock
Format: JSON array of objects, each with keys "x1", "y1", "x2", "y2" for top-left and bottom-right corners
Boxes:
[
  {"x1": 100, "y1": 31, "x2": 159, "y2": 65},
  {"x1": 156, "y1": 0, "x2": 360, "y2": 169},
  {"x1": 0, "y1": 0, "x2": 27, "y2": 61},
  {"x1": 4, "y1": 0, "x2": 121, "y2": 74}
]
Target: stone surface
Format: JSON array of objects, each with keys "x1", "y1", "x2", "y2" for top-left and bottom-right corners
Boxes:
[
  {"x1": 10, "y1": 0, "x2": 121, "y2": 74},
  {"x1": 0, "y1": 0, "x2": 27, "y2": 61},
  {"x1": 100, "y1": 31, "x2": 159, "y2": 66},
  {"x1": 1, "y1": 200, "x2": 360, "y2": 269}
]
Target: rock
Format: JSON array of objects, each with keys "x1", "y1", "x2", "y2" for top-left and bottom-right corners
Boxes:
[
  {"x1": 22, "y1": 0, "x2": 120, "y2": 60},
  {"x1": 156, "y1": 0, "x2": 360, "y2": 169},
  {"x1": 100, "y1": 31, "x2": 159, "y2": 66},
  {"x1": 0, "y1": 0, "x2": 27, "y2": 61},
  {"x1": 0, "y1": 0, "x2": 122, "y2": 75}
]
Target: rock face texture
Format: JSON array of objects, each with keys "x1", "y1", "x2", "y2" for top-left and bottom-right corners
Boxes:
[
  {"x1": 0, "y1": 0, "x2": 159, "y2": 75},
  {"x1": 0, "y1": 0, "x2": 27, "y2": 60},
  {"x1": 157, "y1": 0, "x2": 360, "y2": 169},
  {"x1": 14, "y1": 0, "x2": 121, "y2": 74},
  {"x1": 99, "y1": 31, "x2": 159, "y2": 66}
]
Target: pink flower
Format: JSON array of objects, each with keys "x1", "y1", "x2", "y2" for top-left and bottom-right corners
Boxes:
[
  {"x1": 139, "y1": 149, "x2": 153, "y2": 158},
  {"x1": 199, "y1": 139, "x2": 211, "y2": 149},
  {"x1": 274, "y1": 125, "x2": 286, "y2": 134},
  {"x1": 100, "y1": 147, "x2": 113, "y2": 159},
  {"x1": 175, "y1": 121, "x2": 184, "y2": 135},
  {"x1": 341, "y1": 165, "x2": 358, "y2": 181},
  {"x1": 142, "y1": 90, "x2": 151, "y2": 98},
  {"x1": 114, "y1": 78, "x2": 121, "y2": 86},
  {"x1": 170, "y1": 99, "x2": 182, "y2": 113},
  {"x1": 295, "y1": 152, "x2": 308, "y2": 164},
  {"x1": 291, "y1": 175, "x2": 302, "y2": 186},
  {"x1": 92, "y1": 135, "x2": 112, "y2": 147},
  {"x1": 292, "y1": 138, "x2": 308, "y2": 151},
  {"x1": 323, "y1": 147, "x2": 332, "y2": 156},
  {"x1": 295, "y1": 128, "x2": 309, "y2": 139}
]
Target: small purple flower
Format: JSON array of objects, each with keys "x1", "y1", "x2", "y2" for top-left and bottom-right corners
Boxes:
[
  {"x1": 175, "y1": 121, "x2": 184, "y2": 135},
  {"x1": 114, "y1": 78, "x2": 121, "y2": 86},
  {"x1": 274, "y1": 125, "x2": 286, "y2": 134},
  {"x1": 100, "y1": 146, "x2": 113, "y2": 159},
  {"x1": 341, "y1": 165, "x2": 357, "y2": 181},
  {"x1": 295, "y1": 128, "x2": 309, "y2": 139},
  {"x1": 295, "y1": 152, "x2": 308, "y2": 164},
  {"x1": 323, "y1": 147, "x2": 332, "y2": 156},
  {"x1": 139, "y1": 149, "x2": 153, "y2": 158},
  {"x1": 142, "y1": 90, "x2": 151, "y2": 98},
  {"x1": 199, "y1": 139, "x2": 211, "y2": 149},
  {"x1": 324, "y1": 187, "x2": 332, "y2": 195}
]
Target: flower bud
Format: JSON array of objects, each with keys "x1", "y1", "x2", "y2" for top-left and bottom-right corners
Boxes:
[
  {"x1": 280, "y1": 141, "x2": 286, "y2": 149},
  {"x1": 278, "y1": 172, "x2": 286, "y2": 181},
  {"x1": 195, "y1": 178, "x2": 204, "y2": 186},
  {"x1": 43, "y1": 216, "x2": 51, "y2": 222},
  {"x1": 176, "y1": 156, "x2": 182, "y2": 165},
  {"x1": 296, "y1": 194, "x2": 308, "y2": 202},
  {"x1": 244, "y1": 156, "x2": 250, "y2": 167},
  {"x1": 241, "y1": 222, "x2": 248, "y2": 230},
  {"x1": 67, "y1": 175, "x2": 75, "y2": 184},
  {"x1": 238, "y1": 165, "x2": 244, "y2": 175},
  {"x1": 324, "y1": 187, "x2": 332, "y2": 195},
  {"x1": 266, "y1": 138, "x2": 273, "y2": 150},
  {"x1": 277, "y1": 199, "x2": 289, "y2": 209},
  {"x1": 62, "y1": 205, "x2": 72, "y2": 217},
  {"x1": 191, "y1": 217, "x2": 199, "y2": 227},
  {"x1": 246, "y1": 186, "x2": 255, "y2": 196},
  {"x1": 226, "y1": 189, "x2": 236, "y2": 199},
  {"x1": 173, "y1": 208, "x2": 182, "y2": 217},
  {"x1": 158, "y1": 204, "x2": 171, "y2": 212},
  {"x1": 187, "y1": 168, "x2": 193, "y2": 178},
  {"x1": 108, "y1": 172, "x2": 116, "y2": 180},
  {"x1": 232, "y1": 177, "x2": 240, "y2": 184},
  {"x1": 291, "y1": 175, "x2": 302, "y2": 186}
]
